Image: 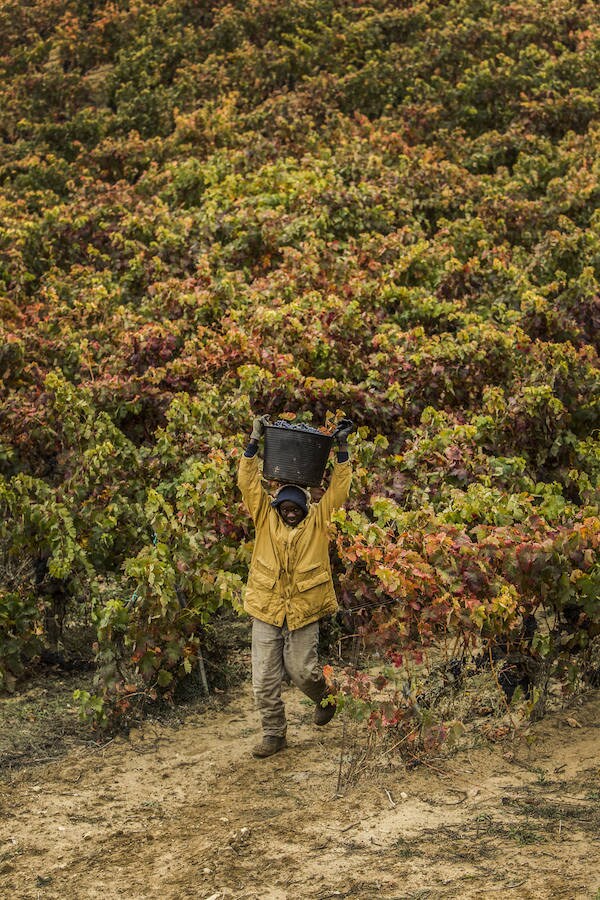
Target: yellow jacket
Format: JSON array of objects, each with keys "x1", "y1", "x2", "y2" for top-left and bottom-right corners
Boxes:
[{"x1": 237, "y1": 454, "x2": 352, "y2": 631}]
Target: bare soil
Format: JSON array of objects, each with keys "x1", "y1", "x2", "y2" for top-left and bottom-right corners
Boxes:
[
  {"x1": 1, "y1": 683, "x2": 599, "y2": 900},
  {"x1": 0, "y1": 671, "x2": 96, "y2": 770}
]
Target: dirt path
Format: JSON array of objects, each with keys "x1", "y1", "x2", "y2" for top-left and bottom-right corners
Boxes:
[{"x1": 1, "y1": 685, "x2": 599, "y2": 900}]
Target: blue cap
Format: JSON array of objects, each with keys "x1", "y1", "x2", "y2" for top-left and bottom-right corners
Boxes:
[{"x1": 271, "y1": 485, "x2": 309, "y2": 513}]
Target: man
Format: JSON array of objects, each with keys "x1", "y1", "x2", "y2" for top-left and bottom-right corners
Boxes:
[{"x1": 237, "y1": 415, "x2": 353, "y2": 758}]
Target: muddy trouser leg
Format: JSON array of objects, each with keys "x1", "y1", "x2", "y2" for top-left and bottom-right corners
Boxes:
[
  {"x1": 252, "y1": 618, "x2": 287, "y2": 738},
  {"x1": 283, "y1": 620, "x2": 326, "y2": 704}
]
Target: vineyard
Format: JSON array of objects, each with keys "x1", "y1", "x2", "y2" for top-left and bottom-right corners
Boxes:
[{"x1": 0, "y1": 0, "x2": 599, "y2": 753}]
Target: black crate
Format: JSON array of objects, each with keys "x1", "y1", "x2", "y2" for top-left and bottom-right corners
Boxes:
[{"x1": 263, "y1": 425, "x2": 333, "y2": 487}]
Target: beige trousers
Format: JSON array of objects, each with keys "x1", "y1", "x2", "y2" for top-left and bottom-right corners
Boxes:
[{"x1": 251, "y1": 618, "x2": 326, "y2": 737}]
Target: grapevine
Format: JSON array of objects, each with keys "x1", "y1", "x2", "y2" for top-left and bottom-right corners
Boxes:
[{"x1": 0, "y1": 0, "x2": 597, "y2": 741}]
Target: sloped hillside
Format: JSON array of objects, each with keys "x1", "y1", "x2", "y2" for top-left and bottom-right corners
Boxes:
[{"x1": 0, "y1": 1, "x2": 599, "y2": 727}]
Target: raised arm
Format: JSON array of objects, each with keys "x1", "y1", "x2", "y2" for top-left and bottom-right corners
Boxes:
[
  {"x1": 316, "y1": 419, "x2": 354, "y2": 523},
  {"x1": 237, "y1": 415, "x2": 271, "y2": 523}
]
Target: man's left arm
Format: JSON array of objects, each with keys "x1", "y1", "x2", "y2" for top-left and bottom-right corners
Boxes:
[{"x1": 237, "y1": 416, "x2": 271, "y2": 523}]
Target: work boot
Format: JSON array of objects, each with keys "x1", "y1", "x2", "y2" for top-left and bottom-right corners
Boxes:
[
  {"x1": 314, "y1": 695, "x2": 337, "y2": 726},
  {"x1": 251, "y1": 735, "x2": 287, "y2": 758}
]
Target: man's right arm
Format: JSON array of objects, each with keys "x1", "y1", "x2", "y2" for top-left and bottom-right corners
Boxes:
[
  {"x1": 315, "y1": 419, "x2": 354, "y2": 523},
  {"x1": 316, "y1": 453, "x2": 352, "y2": 523}
]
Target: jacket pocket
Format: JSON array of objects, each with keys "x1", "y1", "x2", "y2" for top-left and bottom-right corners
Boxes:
[
  {"x1": 251, "y1": 557, "x2": 278, "y2": 589},
  {"x1": 296, "y1": 570, "x2": 330, "y2": 592},
  {"x1": 297, "y1": 562, "x2": 321, "y2": 575},
  {"x1": 254, "y1": 557, "x2": 277, "y2": 578},
  {"x1": 250, "y1": 569, "x2": 278, "y2": 591}
]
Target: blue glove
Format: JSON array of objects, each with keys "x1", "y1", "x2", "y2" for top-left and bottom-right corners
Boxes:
[{"x1": 334, "y1": 418, "x2": 355, "y2": 446}]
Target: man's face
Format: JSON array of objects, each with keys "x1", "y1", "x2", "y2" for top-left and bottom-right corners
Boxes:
[{"x1": 278, "y1": 500, "x2": 306, "y2": 527}]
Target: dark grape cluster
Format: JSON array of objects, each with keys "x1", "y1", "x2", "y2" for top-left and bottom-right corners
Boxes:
[{"x1": 271, "y1": 420, "x2": 324, "y2": 435}]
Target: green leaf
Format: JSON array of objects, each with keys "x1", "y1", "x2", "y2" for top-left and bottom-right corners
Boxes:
[{"x1": 157, "y1": 669, "x2": 173, "y2": 687}]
